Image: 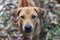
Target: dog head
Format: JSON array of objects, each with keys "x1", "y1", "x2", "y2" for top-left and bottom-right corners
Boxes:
[{"x1": 13, "y1": 7, "x2": 44, "y2": 33}]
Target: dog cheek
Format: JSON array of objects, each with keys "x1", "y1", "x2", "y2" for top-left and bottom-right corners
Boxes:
[
  {"x1": 22, "y1": 25, "x2": 25, "y2": 32},
  {"x1": 21, "y1": 21, "x2": 26, "y2": 31},
  {"x1": 33, "y1": 19, "x2": 38, "y2": 26}
]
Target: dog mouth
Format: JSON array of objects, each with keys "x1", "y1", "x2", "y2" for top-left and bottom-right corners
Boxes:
[{"x1": 24, "y1": 29, "x2": 32, "y2": 33}]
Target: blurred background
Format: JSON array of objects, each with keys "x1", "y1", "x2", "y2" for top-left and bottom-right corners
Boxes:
[{"x1": 0, "y1": 0, "x2": 60, "y2": 40}]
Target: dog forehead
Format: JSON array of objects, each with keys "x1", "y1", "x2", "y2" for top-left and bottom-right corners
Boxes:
[{"x1": 18, "y1": 7, "x2": 38, "y2": 16}]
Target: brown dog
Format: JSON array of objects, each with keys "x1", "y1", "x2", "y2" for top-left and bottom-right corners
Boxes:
[{"x1": 12, "y1": 0, "x2": 45, "y2": 40}]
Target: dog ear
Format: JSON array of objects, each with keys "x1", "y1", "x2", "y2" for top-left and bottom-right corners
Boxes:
[
  {"x1": 12, "y1": 8, "x2": 21, "y2": 17},
  {"x1": 34, "y1": 8, "x2": 45, "y2": 18},
  {"x1": 15, "y1": 8, "x2": 23, "y2": 33},
  {"x1": 34, "y1": 7, "x2": 45, "y2": 33},
  {"x1": 11, "y1": 8, "x2": 22, "y2": 32}
]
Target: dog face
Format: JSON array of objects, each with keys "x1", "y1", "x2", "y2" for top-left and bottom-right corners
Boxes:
[{"x1": 15, "y1": 7, "x2": 44, "y2": 33}]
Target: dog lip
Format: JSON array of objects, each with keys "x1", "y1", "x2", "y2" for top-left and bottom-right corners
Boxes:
[
  {"x1": 24, "y1": 30, "x2": 33, "y2": 33},
  {"x1": 25, "y1": 31, "x2": 32, "y2": 33}
]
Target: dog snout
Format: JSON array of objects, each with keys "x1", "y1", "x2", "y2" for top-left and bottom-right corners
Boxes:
[{"x1": 24, "y1": 25, "x2": 32, "y2": 33}]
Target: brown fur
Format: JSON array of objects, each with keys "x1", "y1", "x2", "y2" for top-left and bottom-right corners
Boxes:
[
  {"x1": 12, "y1": 0, "x2": 45, "y2": 40},
  {"x1": 18, "y1": 0, "x2": 35, "y2": 7},
  {"x1": 12, "y1": 7, "x2": 44, "y2": 40}
]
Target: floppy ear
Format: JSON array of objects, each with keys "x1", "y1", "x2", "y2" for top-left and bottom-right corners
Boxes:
[
  {"x1": 17, "y1": 10, "x2": 23, "y2": 33},
  {"x1": 34, "y1": 8, "x2": 45, "y2": 18},
  {"x1": 12, "y1": 8, "x2": 22, "y2": 33},
  {"x1": 34, "y1": 8, "x2": 45, "y2": 34},
  {"x1": 12, "y1": 8, "x2": 21, "y2": 16},
  {"x1": 11, "y1": 8, "x2": 21, "y2": 24}
]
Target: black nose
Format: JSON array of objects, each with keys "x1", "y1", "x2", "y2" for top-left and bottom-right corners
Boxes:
[
  {"x1": 25, "y1": 25, "x2": 32, "y2": 30},
  {"x1": 25, "y1": 25, "x2": 32, "y2": 33}
]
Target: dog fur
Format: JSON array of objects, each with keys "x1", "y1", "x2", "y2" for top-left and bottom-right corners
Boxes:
[{"x1": 12, "y1": 0, "x2": 45, "y2": 40}]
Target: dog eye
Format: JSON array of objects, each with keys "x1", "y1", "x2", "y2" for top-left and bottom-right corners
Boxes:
[
  {"x1": 21, "y1": 16, "x2": 24, "y2": 19},
  {"x1": 32, "y1": 15, "x2": 36, "y2": 19}
]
